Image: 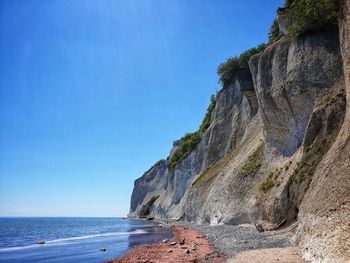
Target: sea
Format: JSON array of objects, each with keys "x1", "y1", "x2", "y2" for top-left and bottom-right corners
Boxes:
[{"x1": 0, "y1": 217, "x2": 172, "y2": 263}]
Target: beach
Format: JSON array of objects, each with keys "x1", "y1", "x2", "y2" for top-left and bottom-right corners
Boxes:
[
  {"x1": 108, "y1": 221, "x2": 310, "y2": 263},
  {"x1": 107, "y1": 226, "x2": 225, "y2": 263}
]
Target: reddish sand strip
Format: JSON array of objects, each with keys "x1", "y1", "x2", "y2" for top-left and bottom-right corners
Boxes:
[{"x1": 106, "y1": 226, "x2": 226, "y2": 263}]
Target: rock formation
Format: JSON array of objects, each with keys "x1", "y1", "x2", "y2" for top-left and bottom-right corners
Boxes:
[
  {"x1": 296, "y1": 1, "x2": 350, "y2": 262},
  {"x1": 128, "y1": 2, "x2": 350, "y2": 262}
]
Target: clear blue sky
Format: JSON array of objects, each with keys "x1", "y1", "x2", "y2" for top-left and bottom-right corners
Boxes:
[{"x1": 0, "y1": 0, "x2": 283, "y2": 217}]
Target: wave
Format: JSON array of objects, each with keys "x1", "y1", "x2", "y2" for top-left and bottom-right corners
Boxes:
[
  {"x1": 46, "y1": 229, "x2": 147, "y2": 243},
  {"x1": 0, "y1": 229, "x2": 147, "y2": 252},
  {"x1": 0, "y1": 244, "x2": 39, "y2": 252}
]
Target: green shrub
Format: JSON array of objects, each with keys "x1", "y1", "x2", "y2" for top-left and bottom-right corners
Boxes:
[
  {"x1": 285, "y1": 0, "x2": 340, "y2": 40},
  {"x1": 259, "y1": 167, "x2": 285, "y2": 193},
  {"x1": 240, "y1": 143, "x2": 265, "y2": 177},
  {"x1": 217, "y1": 57, "x2": 241, "y2": 87},
  {"x1": 167, "y1": 94, "x2": 217, "y2": 171},
  {"x1": 237, "y1": 44, "x2": 267, "y2": 69},
  {"x1": 168, "y1": 132, "x2": 201, "y2": 171},
  {"x1": 268, "y1": 19, "x2": 280, "y2": 44},
  {"x1": 260, "y1": 177, "x2": 275, "y2": 193},
  {"x1": 217, "y1": 45, "x2": 266, "y2": 87},
  {"x1": 199, "y1": 94, "x2": 217, "y2": 136},
  {"x1": 292, "y1": 160, "x2": 314, "y2": 182},
  {"x1": 285, "y1": 0, "x2": 295, "y2": 8}
]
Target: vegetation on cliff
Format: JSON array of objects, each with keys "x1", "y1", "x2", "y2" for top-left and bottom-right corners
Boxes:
[
  {"x1": 284, "y1": 0, "x2": 340, "y2": 40},
  {"x1": 168, "y1": 132, "x2": 201, "y2": 171},
  {"x1": 167, "y1": 0, "x2": 341, "y2": 172},
  {"x1": 268, "y1": 19, "x2": 280, "y2": 44},
  {"x1": 167, "y1": 94, "x2": 217, "y2": 171},
  {"x1": 168, "y1": 42, "x2": 267, "y2": 171},
  {"x1": 240, "y1": 143, "x2": 265, "y2": 177},
  {"x1": 199, "y1": 94, "x2": 217, "y2": 136},
  {"x1": 268, "y1": 0, "x2": 340, "y2": 43},
  {"x1": 217, "y1": 44, "x2": 266, "y2": 87},
  {"x1": 260, "y1": 176, "x2": 275, "y2": 193}
]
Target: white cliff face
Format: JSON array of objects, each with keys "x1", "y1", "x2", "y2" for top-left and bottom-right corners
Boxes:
[
  {"x1": 296, "y1": 1, "x2": 350, "y2": 262},
  {"x1": 128, "y1": 160, "x2": 168, "y2": 218},
  {"x1": 129, "y1": 70, "x2": 259, "y2": 220},
  {"x1": 126, "y1": 2, "x2": 350, "y2": 259},
  {"x1": 128, "y1": 24, "x2": 349, "y2": 262},
  {"x1": 249, "y1": 33, "x2": 343, "y2": 157},
  {"x1": 154, "y1": 70, "x2": 260, "y2": 220},
  {"x1": 182, "y1": 32, "x2": 345, "y2": 227}
]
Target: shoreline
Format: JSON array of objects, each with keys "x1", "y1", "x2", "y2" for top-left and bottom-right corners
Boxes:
[
  {"x1": 109, "y1": 220, "x2": 310, "y2": 263},
  {"x1": 107, "y1": 225, "x2": 225, "y2": 263}
]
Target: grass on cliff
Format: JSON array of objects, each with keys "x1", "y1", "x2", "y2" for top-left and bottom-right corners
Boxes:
[
  {"x1": 192, "y1": 146, "x2": 241, "y2": 187},
  {"x1": 292, "y1": 141, "x2": 332, "y2": 182},
  {"x1": 240, "y1": 143, "x2": 265, "y2": 177},
  {"x1": 292, "y1": 83, "x2": 345, "y2": 183},
  {"x1": 260, "y1": 177, "x2": 275, "y2": 193},
  {"x1": 167, "y1": 94, "x2": 217, "y2": 171},
  {"x1": 259, "y1": 168, "x2": 283, "y2": 193},
  {"x1": 242, "y1": 91, "x2": 256, "y2": 97},
  {"x1": 139, "y1": 195, "x2": 159, "y2": 218}
]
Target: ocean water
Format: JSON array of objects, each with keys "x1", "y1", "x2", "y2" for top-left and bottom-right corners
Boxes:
[{"x1": 0, "y1": 217, "x2": 172, "y2": 263}]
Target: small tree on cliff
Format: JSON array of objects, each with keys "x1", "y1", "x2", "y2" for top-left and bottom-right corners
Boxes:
[
  {"x1": 217, "y1": 44, "x2": 266, "y2": 87},
  {"x1": 285, "y1": 0, "x2": 340, "y2": 40}
]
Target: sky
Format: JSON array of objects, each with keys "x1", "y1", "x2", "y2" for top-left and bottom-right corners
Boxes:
[{"x1": 0, "y1": 0, "x2": 284, "y2": 217}]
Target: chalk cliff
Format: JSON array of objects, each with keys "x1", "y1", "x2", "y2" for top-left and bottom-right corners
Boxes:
[
  {"x1": 128, "y1": 2, "x2": 350, "y2": 262},
  {"x1": 296, "y1": 1, "x2": 350, "y2": 262}
]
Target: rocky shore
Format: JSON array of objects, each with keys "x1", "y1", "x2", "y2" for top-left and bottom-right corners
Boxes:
[
  {"x1": 108, "y1": 222, "x2": 309, "y2": 263},
  {"x1": 175, "y1": 222, "x2": 294, "y2": 258}
]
